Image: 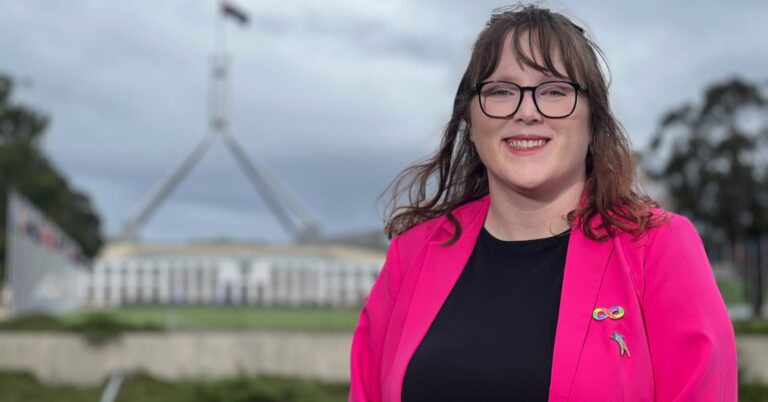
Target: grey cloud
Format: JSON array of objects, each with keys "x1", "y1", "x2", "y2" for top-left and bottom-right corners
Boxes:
[
  {"x1": 2, "y1": 0, "x2": 767, "y2": 244},
  {"x1": 242, "y1": 6, "x2": 466, "y2": 65}
]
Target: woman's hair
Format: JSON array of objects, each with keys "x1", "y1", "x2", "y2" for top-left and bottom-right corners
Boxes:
[{"x1": 381, "y1": 4, "x2": 662, "y2": 245}]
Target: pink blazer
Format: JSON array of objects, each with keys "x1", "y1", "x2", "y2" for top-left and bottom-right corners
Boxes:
[{"x1": 349, "y1": 194, "x2": 737, "y2": 401}]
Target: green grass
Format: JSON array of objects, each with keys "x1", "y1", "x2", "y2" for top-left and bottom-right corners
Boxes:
[
  {"x1": 0, "y1": 306, "x2": 363, "y2": 346},
  {"x1": 61, "y1": 305, "x2": 362, "y2": 332},
  {"x1": 0, "y1": 371, "x2": 101, "y2": 402},
  {"x1": 718, "y1": 275, "x2": 748, "y2": 305},
  {"x1": 2, "y1": 369, "x2": 767, "y2": 401},
  {"x1": 740, "y1": 379, "x2": 768, "y2": 401},
  {"x1": 0, "y1": 371, "x2": 349, "y2": 402},
  {"x1": 733, "y1": 320, "x2": 768, "y2": 335},
  {"x1": 0, "y1": 312, "x2": 163, "y2": 346}
]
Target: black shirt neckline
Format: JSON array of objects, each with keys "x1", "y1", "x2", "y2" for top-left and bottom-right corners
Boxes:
[{"x1": 480, "y1": 225, "x2": 571, "y2": 253}]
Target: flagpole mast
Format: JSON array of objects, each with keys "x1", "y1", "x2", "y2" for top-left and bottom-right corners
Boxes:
[
  {"x1": 211, "y1": 0, "x2": 228, "y2": 136},
  {"x1": 120, "y1": 0, "x2": 323, "y2": 242},
  {"x1": 215, "y1": 0, "x2": 225, "y2": 54},
  {"x1": 213, "y1": 1, "x2": 300, "y2": 237},
  {"x1": 211, "y1": 1, "x2": 322, "y2": 242}
]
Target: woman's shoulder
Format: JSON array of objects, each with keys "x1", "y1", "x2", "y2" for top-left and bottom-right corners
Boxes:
[
  {"x1": 391, "y1": 210, "x2": 452, "y2": 250},
  {"x1": 611, "y1": 209, "x2": 709, "y2": 293},
  {"x1": 391, "y1": 197, "x2": 487, "y2": 255},
  {"x1": 645, "y1": 208, "x2": 698, "y2": 239},
  {"x1": 615, "y1": 207, "x2": 701, "y2": 252}
]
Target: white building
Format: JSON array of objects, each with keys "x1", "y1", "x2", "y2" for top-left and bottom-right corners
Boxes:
[{"x1": 88, "y1": 241, "x2": 385, "y2": 308}]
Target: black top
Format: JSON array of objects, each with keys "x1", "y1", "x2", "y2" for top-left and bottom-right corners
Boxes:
[{"x1": 401, "y1": 225, "x2": 569, "y2": 402}]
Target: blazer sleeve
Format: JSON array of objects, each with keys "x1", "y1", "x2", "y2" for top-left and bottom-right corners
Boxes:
[
  {"x1": 349, "y1": 235, "x2": 403, "y2": 402},
  {"x1": 642, "y1": 214, "x2": 738, "y2": 401}
]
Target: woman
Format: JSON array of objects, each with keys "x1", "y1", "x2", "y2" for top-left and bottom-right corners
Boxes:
[{"x1": 349, "y1": 5, "x2": 737, "y2": 402}]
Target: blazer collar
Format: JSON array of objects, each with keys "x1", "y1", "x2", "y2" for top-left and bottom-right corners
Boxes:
[
  {"x1": 385, "y1": 194, "x2": 490, "y2": 402},
  {"x1": 386, "y1": 193, "x2": 614, "y2": 402},
  {"x1": 549, "y1": 210, "x2": 614, "y2": 400}
]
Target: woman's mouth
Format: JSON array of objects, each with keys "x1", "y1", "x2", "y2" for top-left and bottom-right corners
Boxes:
[
  {"x1": 503, "y1": 137, "x2": 551, "y2": 154},
  {"x1": 505, "y1": 138, "x2": 549, "y2": 149}
]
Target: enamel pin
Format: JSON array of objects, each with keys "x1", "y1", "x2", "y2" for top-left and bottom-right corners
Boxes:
[
  {"x1": 592, "y1": 305, "x2": 625, "y2": 320},
  {"x1": 610, "y1": 331, "x2": 630, "y2": 357}
]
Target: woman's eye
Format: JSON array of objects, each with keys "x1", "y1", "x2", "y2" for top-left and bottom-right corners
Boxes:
[
  {"x1": 539, "y1": 85, "x2": 570, "y2": 97},
  {"x1": 487, "y1": 87, "x2": 516, "y2": 97},
  {"x1": 543, "y1": 89, "x2": 565, "y2": 96}
]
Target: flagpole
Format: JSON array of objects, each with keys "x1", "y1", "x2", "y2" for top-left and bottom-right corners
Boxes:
[
  {"x1": 121, "y1": 0, "x2": 324, "y2": 242},
  {"x1": 211, "y1": 0, "x2": 229, "y2": 135},
  {"x1": 215, "y1": 0, "x2": 225, "y2": 54}
]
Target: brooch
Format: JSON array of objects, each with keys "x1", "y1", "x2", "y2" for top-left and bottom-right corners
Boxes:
[
  {"x1": 610, "y1": 331, "x2": 630, "y2": 357},
  {"x1": 592, "y1": 306, "x2": 624, "y2": 320}
]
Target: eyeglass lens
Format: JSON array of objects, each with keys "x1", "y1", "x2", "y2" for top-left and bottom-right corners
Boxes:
[{"x1": 479, "y1": 81, "x2": 578, "y2": 118}]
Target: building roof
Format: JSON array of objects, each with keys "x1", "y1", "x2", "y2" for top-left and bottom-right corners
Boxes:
[{"x1": 97, "y1": 240, "x2": 385, "y2": 265}]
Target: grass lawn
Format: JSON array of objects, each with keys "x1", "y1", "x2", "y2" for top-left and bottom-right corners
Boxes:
[
  {"x1": 2, "y1": 275, "x2": 754, "y2": 333},
  {"x1": 718, "y1": 275, "x2": 748, "y2": 306},
  {"x1": 60, "y1": 305, "x2": 362, "y2": 332},
  {"x1": 0, "y1": 371, "x2": 348, "y2": 402}
]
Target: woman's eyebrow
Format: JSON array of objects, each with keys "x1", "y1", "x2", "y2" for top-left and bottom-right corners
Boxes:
[{"x1": 485, "y1": 71, "x2": 558, "y2": 83}]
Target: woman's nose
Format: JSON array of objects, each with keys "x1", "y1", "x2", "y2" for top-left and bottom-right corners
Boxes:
[{"x1": 514, "y1": 91, "x2": 543, "y2": 123}]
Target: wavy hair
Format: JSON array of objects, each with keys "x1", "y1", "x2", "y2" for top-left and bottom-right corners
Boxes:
[{"x1": 382, "y1": 4, "x2": 662, "y2": 245}]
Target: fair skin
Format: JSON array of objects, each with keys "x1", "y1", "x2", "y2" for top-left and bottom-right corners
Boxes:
[{"x1": 469, "y1": 31, "x2": 591, "y2": 241}]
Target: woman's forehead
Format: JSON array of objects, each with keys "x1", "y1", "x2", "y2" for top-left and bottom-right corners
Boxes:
[{"x1": 490, "y1": 30, "x2": 570, "y2": 80}]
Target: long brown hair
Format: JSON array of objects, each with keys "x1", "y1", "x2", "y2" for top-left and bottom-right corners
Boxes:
[{"x1": 382, "y1": 4, "x2": 662, "y2": 245}]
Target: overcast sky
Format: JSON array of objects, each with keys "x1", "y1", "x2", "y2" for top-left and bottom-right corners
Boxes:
[{"x1": 1, "y1": 0, "x2": 767, "y2": 244}]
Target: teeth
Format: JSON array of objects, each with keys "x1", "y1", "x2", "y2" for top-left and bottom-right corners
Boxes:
[{"x1": 506, "y1": 139, "x2": 547, "y2": 149}]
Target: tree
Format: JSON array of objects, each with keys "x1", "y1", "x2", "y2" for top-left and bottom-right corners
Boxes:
[
  {"x1": 644, "y1": 76, "x2": 768, "y2": 318},
  {"x1": 0, "y1": 74, "x2": 103, "y2": 285}
]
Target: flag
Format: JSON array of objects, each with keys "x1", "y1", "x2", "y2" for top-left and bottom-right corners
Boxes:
[{"x1": 221, "y1": 0, "x2": 249, "y2": 26}]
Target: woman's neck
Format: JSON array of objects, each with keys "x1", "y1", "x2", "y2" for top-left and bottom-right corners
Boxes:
[{"x1": 484, "y1": 179, "x2": 585, "y2": 241}]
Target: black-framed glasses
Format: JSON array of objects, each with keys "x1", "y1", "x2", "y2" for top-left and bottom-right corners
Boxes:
[{"x1": 474, "y1": 80, "x2": 587, "y2": 119}]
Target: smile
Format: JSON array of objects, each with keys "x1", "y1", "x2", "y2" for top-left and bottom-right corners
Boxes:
[{"x1": 504, "y1": 139, "x2": 549, "y2": 150}]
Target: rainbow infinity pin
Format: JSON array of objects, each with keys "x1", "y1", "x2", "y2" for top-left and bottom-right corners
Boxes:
[{"x1": 592, "y1": 305, "x2": 625, "y2": 320}]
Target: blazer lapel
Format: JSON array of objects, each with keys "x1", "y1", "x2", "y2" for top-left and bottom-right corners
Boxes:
[
  {"x1": 385, "y1": 195, "x2": 490, "y2": 402},
  {"x1": 548, "y1": 220, "x2": 614, "y2": 401}
]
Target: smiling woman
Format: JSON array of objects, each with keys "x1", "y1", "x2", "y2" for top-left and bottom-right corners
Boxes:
[
  {"x1": 348, "y1": 4, "x2": 738, "y2": 402},
  {"x1": 468, "y1": 27, "x2": 592, "y2": 231}
]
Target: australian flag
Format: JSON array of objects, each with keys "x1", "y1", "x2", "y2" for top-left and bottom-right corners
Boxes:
[{"x1": 221, "y1": 0, "x2": 249, "y2": 26}]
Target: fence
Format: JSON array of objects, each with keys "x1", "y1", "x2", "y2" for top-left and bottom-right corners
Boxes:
[{"x1": 3, "y1": 191, "x2": 89, "y2": 316}]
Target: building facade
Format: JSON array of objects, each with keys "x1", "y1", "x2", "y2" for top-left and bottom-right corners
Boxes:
[{"x1": 88, "y1": 241, "x2": 385, "y2": 308}]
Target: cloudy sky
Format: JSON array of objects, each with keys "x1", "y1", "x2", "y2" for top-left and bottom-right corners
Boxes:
[{"x1": 1, "y1": 0, "x2": 767, "y2": 244}]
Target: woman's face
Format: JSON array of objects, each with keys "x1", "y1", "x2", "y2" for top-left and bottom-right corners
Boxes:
[{"x1": 469, "y1": 31, "x2": 591, "y2": 200}]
